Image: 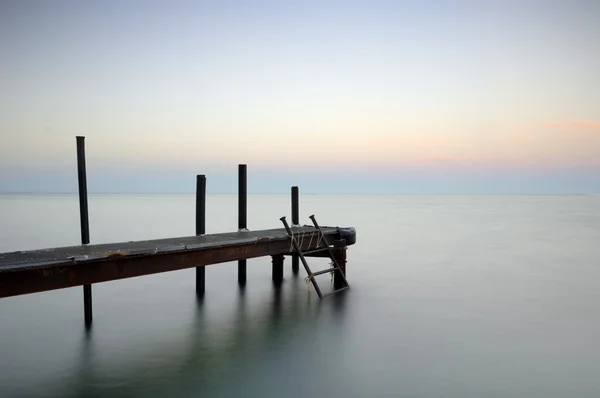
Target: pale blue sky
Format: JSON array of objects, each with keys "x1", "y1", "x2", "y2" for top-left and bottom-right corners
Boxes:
[{"x1": 1, "y1": 0, "x2": 599, "y2": 193}]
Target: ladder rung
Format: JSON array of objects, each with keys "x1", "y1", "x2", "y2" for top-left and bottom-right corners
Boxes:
[
  {"x1": 301, "y1": 247, "x2": 330, "y2": 255},
  {"x1": 323, "y1": 286, "x2": 350, "y2": 297},
  {"x1": 312, "y1": 267, "x2": 338, "y2": 277}
]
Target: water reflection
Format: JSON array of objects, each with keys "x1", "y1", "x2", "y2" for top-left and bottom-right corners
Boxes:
[
  {"x1": 47, "y1": 276, "x2": 347, "y2": 398},
  {"x1": 330, "y1": 291, "x2": 348, "y2": 319},
  {"x1": 73, "y1": 325, "x2": 95, "y2": 396}
]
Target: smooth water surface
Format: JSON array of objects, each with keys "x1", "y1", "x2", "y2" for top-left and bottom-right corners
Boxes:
[{"x1": 1, "y1": 194, "x2": 599, "y2": 397}]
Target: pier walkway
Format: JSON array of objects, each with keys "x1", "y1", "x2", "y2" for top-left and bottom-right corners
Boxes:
[{"x1": 0, "y1": 225, "x2": 356, "y2": 298}]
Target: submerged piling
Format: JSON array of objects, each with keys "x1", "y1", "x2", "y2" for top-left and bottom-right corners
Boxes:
[
  {"x1": 238, "y1": 164, "x2": 247, "y2": 286},
  {"x1": 333, "y1": 239, "x2": 347, "y2": 291},
  {"x1": 76, "y1": 136, "x2": 92, "y2": 328},
  {"x1": 196, "y1": 175, "x2": 206, "y2": 297},
  {"x1": 271, "y1": 254, "x2": 284, "y2": 285}
]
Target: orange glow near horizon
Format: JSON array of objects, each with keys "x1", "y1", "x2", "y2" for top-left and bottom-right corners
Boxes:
[
  {"x1": 542, "y1": 120, "x2": 600, "y2": 132},
  {"x1": 47, "y1": 119, "x2": 595, "y2": 174},
  {"x1": 1, "y1": 79, "x2": 598, "y2": 173}
]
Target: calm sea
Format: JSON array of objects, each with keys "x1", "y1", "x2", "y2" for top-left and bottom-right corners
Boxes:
[{"x1": 0, "y1": 194, "x2": 599, "y2": 398}]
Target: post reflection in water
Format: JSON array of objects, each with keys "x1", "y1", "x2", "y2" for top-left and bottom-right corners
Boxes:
[{"x1": 47, "y1": 272, "x2": 349, "y2": 398}]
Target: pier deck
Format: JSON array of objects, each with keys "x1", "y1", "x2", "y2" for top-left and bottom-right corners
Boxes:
[{"x1": 0, "y1": 225, "x2": 355, "y2": 298}]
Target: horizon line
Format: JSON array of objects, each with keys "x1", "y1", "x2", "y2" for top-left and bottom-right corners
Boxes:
[{"x1": 0, "y1": 191, "x2": 596, "y2": 196}]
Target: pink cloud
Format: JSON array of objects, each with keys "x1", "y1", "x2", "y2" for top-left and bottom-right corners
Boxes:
[{"x1": 542, "y1": 120, "x2": 600, "y2": 132}]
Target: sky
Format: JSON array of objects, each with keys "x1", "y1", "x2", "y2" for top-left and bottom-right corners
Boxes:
[{"x1": 1, "y1": 0, "x2": 599, "y2": 193}]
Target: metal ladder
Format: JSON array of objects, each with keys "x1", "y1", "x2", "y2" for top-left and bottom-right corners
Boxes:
[{"x1": 280, "y1": 214, "x2": 350, "y2": 298}]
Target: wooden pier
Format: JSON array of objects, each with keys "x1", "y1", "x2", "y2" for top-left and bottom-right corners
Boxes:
[
  {"x1": 0, "y1": 225, "x2": 356, "y2": 298},
  {"x1": 0, "y1": 136, "x2": 357, "y2": 327}
]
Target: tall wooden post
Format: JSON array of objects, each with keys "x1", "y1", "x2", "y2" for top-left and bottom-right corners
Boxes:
[
  {"x1": 76, "y1": 136, "x2": 92, "y2": 328},
  {"x1": 291, "y1": 186, "x2": 299, "y2": 275},
  {"x1": 196, "y1": 175, "x2": 206, "y2": 297},
  {"x1": 238, "y1": 164, "x2": 247, "y2": 286}
]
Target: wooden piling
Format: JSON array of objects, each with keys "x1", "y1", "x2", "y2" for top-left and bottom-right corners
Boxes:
[
  {"x1": 238, "y1": 164, "x2": 247, "y2": 286},
  {"x1": 271, "y1": 254, "x2": 284, "y2": 284},
  {"x1": 76, "y1": 136, "x2": 92, "y2": 328},
  {"x1": 333, "y1": 239, "x2": 347, "y2": 291},
  {"x1": 291, "y1": 186, "x2": 299, "y2": 275},
  {"x1": 195, "y1": 175, "x2": 206, "y2": 297}
]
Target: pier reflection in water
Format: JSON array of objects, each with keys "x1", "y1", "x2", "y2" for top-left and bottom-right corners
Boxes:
[{"x1": 1, "y1": 259, "x2": 353, "y2": 398}]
